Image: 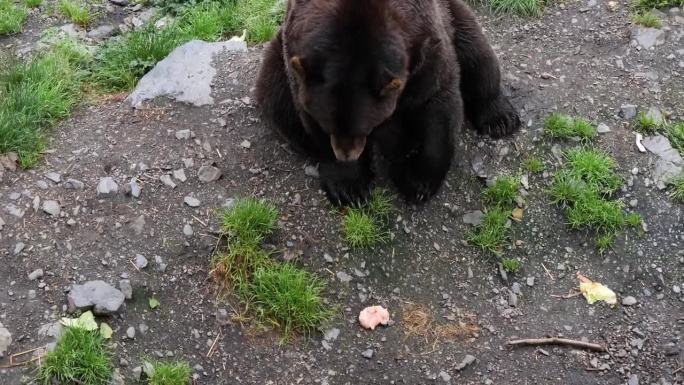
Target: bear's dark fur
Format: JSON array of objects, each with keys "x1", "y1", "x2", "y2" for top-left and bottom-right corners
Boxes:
[{"x1": 255, "y1": 0, "x2": 520, "y2": 205}]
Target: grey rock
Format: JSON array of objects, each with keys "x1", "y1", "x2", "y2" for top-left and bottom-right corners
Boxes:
[
  {"x1": 663, "y1": 342, "x2": 680, "y2": 356},
  {"x1": 154, "y1": 255, "x2": 167, "y2": 273},
  {"x1": 526, "y1": 277, "x2": 535, "y2": 286},
  {"x1": 68, "y1": 280, "x2": 125, "y2": 315},
  {"x1": 37, "y1": 322, "x2": 63, "y2": 339},
  {"x1": 175, "y1": 129, "x2": 192, "y2": 140},
  {"x1": 673, "y1": 285, "x2": 681, "y2": 294},
  {"x1": 183, "y1": 224, "x2": 194, "y2": 237},
  {"x1": 97, "y1": 177, "x2": 119, "y2": 196},
  {"x1": 65, "y1": 178, "x2": 85, "y2": 189},
  {"x1": 336, "y1": 271, "x2": 353, "y2": 283},
  {"x1": 36, "y1": 180, "x2": 49, "y2": 189},
  {"x1": 28, "y1": 269, "x2": 44, "y2": 281},
  {"x1": 361, "y1": 349, "x2": 374, "y2": 359},
  {"x1": 129, "y1": 178, "x2": 141, "y2": 198},
  {"x1": 323, "y1": 328, "x2": 340, "y2": 341},
  {"x1": 13, "y1": 242, "x2": 25, "y2": 255},
  {"x1": 184, "y1": 196, "x2": 200, "y2": 207},
  {"x1": 128, "y1": 40, "x2": 248, "y2": 108},
  {"x1": 111, "y1": 368, "x2": 125, "y2": 385},
  {"x1": 45, "y1": 172, "x2": 61, "y2": 183},
  {"x1": 0, "y1": 322, "x2": 11, "y2": 357},
  {"x1": 645, "y1": 107, "x2": 665, "y2": 126},
  {"x1": 216, "y1": 308, "x2": 230, "y2": 325},
  {"x1": 455, "y1": 354, "x2": 476, "y2": 371},
  {"x1": 6, "y1": 204, "x2": 25, "y2": 218},
  {"x1": 138, "y1": 323, "x2": 148, "y2": 335},
  {"x1": 631, "y1": 27, "x2": 665, "y2": 49},
  {"x1": 131, "y1": 215, "x2": 146, "y2": 235},
  {"x1": 109, "y1": 0, "x2": 128, "y2": 5},
  {"x1": 511, "y1": 282, "x2": 522, "y2": 295},
  {"x1": 642, "y1": 135, "x2": 683, "y2": 163},
  {"x1": 87, "y1": 24, "x2": 118, "y2": 40},
  {"x1": 173, "y1": 168, "x2": 187, "y2": 182},
  {"x1": 198, "y1": 165, "x2": 222, "y2": 182},
  {"x1": 126, "y1": 326, "x2": 135, "y2": 339},
  {"x1": 132, "y1": 366, "x2": 143, "y2": 381},
  {"x1": 597, "y1": 123, "x2": 611, "y2": 133},
  {"x1": 160, "y1": 175, "x2": 177, "y2": 189},
  {"x1": 59, "y1": 23, "x2": 84, "y2": 39},
  {"x1": 0, "y1": 216, "x2": 4, "y2": 230},
  {"x1": 42, "y1": 200, "x2": 61, "y2": 216},
  {"x1": 439, "y1": 371, "x2": 451, "y2": 382},
  {"x1": 462, "y1": 210, "x2": 484, "y2": 226},
  {"x1": 622, "y1": 296, "x2": 638, "y2": 306},
  {"x1": 119, "y1": 279, "x2": 133, "y2": 300},
  {"x1": 628, "y1": 374, "x2": 638, "y2": 385},
  {"x1": 620, "y1": 104, "x2": 638, "y2": 119},
  {"x1": 508, "y1": 291, "x2": 518, "y2": 307},
  {"x1": 304, "y1": 165, "x2": 319, "y2": 178},
  {"x1": 134, "y1": 254, "x2": 148, "y2": 269},
  {"x1": 28, "y1": 289, "x2": 37, "y2": 299}
]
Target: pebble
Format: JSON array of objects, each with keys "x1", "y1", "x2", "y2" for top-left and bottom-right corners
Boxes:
[
  {"x1": 511, "y1": 282, "x2": 522, "y2": 295},
  {"x1": 154, "y1": 255, "x2": 167, "y2": 273},
  {"x1": 198, "y1": 165, "x2": 222, "y2": 182},
  {"x1": 68, "y1": 280, "x2": 125, "y2": 315},
  {"x1": 622, "y1": 296, "x2": 637, "y2": 306},
  {"x1": 129, "y1": 178, "x2": 141, "y2": 198},
  {"x1": 28, "y1": 290, "x2": 36, "y2": 299},
  {"x1": 42, "y1": 200, "x2": 61, "y2": 216},
  {"x1": 336, "y1": 271, "x2": 353, "y2": 283},
  {"x1": 126, "y1": 327, "x2": 135, "y2": 339},
  {"x1": 0, "y1": 322, "x2": 12, "y2": 357},
  {"x1": 131, "y1": 215, "x2": 146, "y2": 235},
  {"x1": 324, "y1": 328, "x2": 340, "y2": 341},
  {"x1": 134, "y1": 254, "x2": 148, "y2": 269},
  {"x1": 438, "y1": 371, "x2": 451, "y2": 382},
  {"x1": 139, "y1": 323, "x2": 148, "y2": 335},
  {"x1": 97, "y1": 177, "x2": 119, "y2": 196},
  {"x1": 240, "y1": 140, "x2": 251, "y2": 149},
  {"x1": 455, "y1": 354, "x2": 476, "y2": 371},
  {"x1": 14, "y1": 242, "x2": 25, "y2": 255},
  {"x1": 526, "y1": 277, "x2": 535, "y2": 286},
  {"x1": 462, "y1": 210, "x2": 484, "y2": 226},
  {"x1": 183, "y1": 224, "x2": 194, "y2": 237},
  {"x1": 45, "y1": 172, "x2": 61, "y2": 183},
  {"x1": 160, "y1": 175, "x2": 177, "y2": 189},
  {"x1": 620, "y1": 104, "x2": 638, "y2": 119},
  {"x1": 132, "y1": 366, "x2": 142, "y2": 381},
  {"x1": 65, "y1": 178, "x2": 85, "y2": 190},
  {"x1": 304, "y1": 165, "x2": 319, "y2": 178},
  {"x1": 361, "y1": 349, "x2": 374, "y2": 359},
  {"x1": 673, "y1": 285, "x2": 681, "y2": 294},
  {"x1": 28, "y1": 269, "x2": 44, "y2": 281},
  {"x1": 175, "y1": 129, "x2": 192, "y2": 140},
  {"x1": 173, "y1": 169, "x2": 187, "y2": 182},
  {"x1": 216, "y1": 308, "x2": 230, "y2": 325},
  {"x1": 597, "y1": 123, "x2": 611, "y2": 133},
  {"x1": 119, "y1": 279, "x2": 133, "y2": 299},
  {"x1": 184, "y1": 196, "x2": 200, "y2": 207},
  {"x1": 628, "y1": 374, "x2": 639, "y2": 385},
  {"x1": 36, "y1": 180, "x2": 48, "y2": 190},
  {"x1": 508, "y1": 291, "x2": 518, "y2": 307}
]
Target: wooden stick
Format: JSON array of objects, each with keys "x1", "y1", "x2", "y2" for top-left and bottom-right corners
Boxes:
[
  {"x1": 541, "y1": 263, "x2": 555, "y2": 281},
  {"x1": 507, "y1": 337, "x2": 606, "y2": 352}
]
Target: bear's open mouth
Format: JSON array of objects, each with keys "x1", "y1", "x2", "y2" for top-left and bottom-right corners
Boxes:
[{"x1": 330, "y1": 135, "x2": 366, "y2": 162}]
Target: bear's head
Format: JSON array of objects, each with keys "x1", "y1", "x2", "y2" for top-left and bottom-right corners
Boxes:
[{"x1": 283, "y1": 0, "x2": 408, "y2": 161}]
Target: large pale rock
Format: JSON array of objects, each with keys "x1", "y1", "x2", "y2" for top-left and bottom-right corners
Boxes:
[{"x1": 68, "y1": 280, "x2": 125, "y2": 315}]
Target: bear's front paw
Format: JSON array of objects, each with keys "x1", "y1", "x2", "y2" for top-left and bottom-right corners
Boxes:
[
  {"x1": 319, "y1": 162, "x2": 373, "y2": 207},
  {"x1": 472, "y1": 95, "x2": 521, "y2": 139},
  {"x1": 394, "y1": 173, "x2": 443, "y2": 204}
]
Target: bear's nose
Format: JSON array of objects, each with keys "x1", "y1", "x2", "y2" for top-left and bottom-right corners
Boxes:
[{"x1": 330, "y1": 135, "x2": 366, "y2": 162}]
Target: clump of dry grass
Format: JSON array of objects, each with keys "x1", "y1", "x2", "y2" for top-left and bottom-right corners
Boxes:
[{"x1": 401, "y1": 303, "x2": 480, "y2": 347}]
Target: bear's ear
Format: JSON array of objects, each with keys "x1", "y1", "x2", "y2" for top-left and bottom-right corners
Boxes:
[
  {"x1": 290, "y1": 56, "x2": 305, "y2": 78},
  {"x1": 380, "y1": 78, "x2": 403, "y2": 96}
]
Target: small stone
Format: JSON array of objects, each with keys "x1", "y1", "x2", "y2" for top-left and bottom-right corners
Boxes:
[
  {"x1": 673, "y1": 285, "x2": 681, "y2": 294},
  {"x1": 119, "y1": 280, "x2": 133, "y2": 300},
  {"x1": 68, "y1": 280, "x2": 125, "y2": 315},
  {"x1": 323, "y1": 328, "x2": 340, "y2": 341},
  {"x1": 132, "y1": 367, "x2": 142, "y2": 381},
  {"x1": 65, "y1": 178, "x2": 85, "y2": 190},
  {"x1": 154, "y1": 255, "x2": 167, "y2": 273},
  {"x1": 28, "y1": 269, "x2": 44, "y2": 281},
  {"x1": 28, "y1": 290, "x2": 37, "y2": 299},
  {"x1": 198, "y1": 165, "x2": 222, "y2": 182},
  {"x1": 45, "y1": 172, "x2": 61, "y2": 183},
  {"x1": 631, "y1": 27, "x2": 665, "y2": 49},
  {"x1": 134, "y1": 254, "x2": 148, "y2": 269},
  {"x1": 511, "y1": 282, "x2": 522, "y2": 294},
  {"x1": 216, "y1": 308, "x2": 230, "y2": 325},
  {"x1": 184, "y1": 196, "x2": 200, "y2": 207},
  {"x1": 138, "y1": 323, "x2": 148, "y2": 335},
  {"x1": 628, "y1": 374, "x2": 638, "y2": 385},
  {"x1": 14, "y1": 242, "x2": 25, "y2": 255},
  {"x1": 87, "y1": 24, "x2": 118, "y2": 40},
  {"x1": 462, "y1": 210, "x2": 484, "y2": 226},
  {"x1": 622, "y1": 296, "x2": 637, "y2": 306},
  {"x1": 183, "y1": 224, "x2": 193, "y2": 237},
  {"x1": 304, "y1": 165, "x2": 319, "y2": 178},
  {"x1": 173, "y1": 169, "x2": 187, "y2": 182},
  {"x1": 131, "y1": 215, "x2": 146, "y2": 235},
  {"x1": 42, "y1": 200, "x2": 61, "y2": 216},
  {"x1": 361, "y1": 349, "x2": 374, "y2": 359},
  {"x1": 126, "y1": 327, "x2": 135, "y2": 339},
  {"x1": 160, "y1": 175, "x2": 177, "y2": 189},
  {"x1": 336, "y1": 271, "x2": 353, "y2": 283},
  {"x1": 129, "y1": 178, "x2": 141, "y2": 198},
  {"x1": 97, "y1": 177, "x2": 119, "y2": 196},
  {"x1": 620, "y1": 104, "x2": 638, "y2": 119},
  {"x1": 109, "y1": 0, "x2": 128, "y2": 5},
  {"x1": 455, "y1": 354, "x2": 476, "y2": 371},
  {"x1": 438, "y1": 371, "x2": 451, "y2": 382},
  {"x1": 508, "y1": 291, "x2": 518, "y2": 307},
  {"x1": 35, "y1": 180, "x2": 49, "y2": 190},
  {"x1": 240, "y1": 140, "x2": 251, "y2": 149},
  {"x1": 0, "y1": 322, "x2": 12, "y2": 357},
  {"x1": 526, "y1": 277, "x2": 535, "y2": 286},
  {"x1": 175, "y1": 129, "x2": 192, "y2": 140}
]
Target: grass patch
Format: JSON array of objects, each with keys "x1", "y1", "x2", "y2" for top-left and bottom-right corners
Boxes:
[
  {"x1": 145, "y1": 360, "x2": 191, "y2": 385},
  {"x1": 244, "y1": 263, "x2": 332, "y2": 336},
  {"x1": 58, "y1": 0, "x2": 92, "y2": 27},
  {"x1": 0, "y1": 0, "x2": 28, "y2": 35},
  {"x1": 36, "y1": 327, "x2": 112, "y2": 385},
  {"x1": 483, "y1": 175, "x2": 520, "y2": 207},
  {"x1": 666, "y1": 122, "x2": 684, "y2": 154},
  {"x1": 340, "y1": 188, "x2": 394, "y2": 248},
  {"x1": 564, "y1": 148, "x2": 623, "y2": 194},
  {"x1": 501, "y1": 258, "x2": 521, "y2": 273},
  {"x1": 635, "y1": 111, "x2": 663, "y2": 133},
  {"x1": 490, "y1": 0, "x2": 545, "y2": 16},
  {"x1": 669, "y1": 175, "x2": 684, "y2": 202},
  {"x1": 522, "y1": 157, "x2": 545, "y2": 173},
  {"x1": 468, "y1": 207, "x2": 511, "y2": 254},
  {"x1": 220, "y1": 197, "x2": 278, "y2": 244},
  {"x1": 631, "y1": 10, "x2": 662, "y2": 28},
  {"x1": 544, "y1": 113, "x2": 597, "y2": 141},
  {"x1": 0, "y1": 39, "x2": 90, "y2": 167},
  {"x1": 632, "y1": 0, "x2": 683, "y2": 10},
  {"x1": 25, "y1": 0, "x2": 42, "y2": 7}
]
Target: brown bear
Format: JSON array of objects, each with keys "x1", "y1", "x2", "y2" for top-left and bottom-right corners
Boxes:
[{"x1": 255, "y1": 0, "x2": 520, "y2": 206}]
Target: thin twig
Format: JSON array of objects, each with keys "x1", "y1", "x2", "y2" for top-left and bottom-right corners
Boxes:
[
  {"x1": 507, "y1": 337, "x2": 606, "y2": 352},
  {"x1": 541, "y1": 263, "x2": 555, "y2": 281},
  {"x1": 192, "y1": 215, "x2": 208, "y2": 227},
  {"x1": 673, "y1": 366, "x2": 683, "y2": 375},
  {"x1": 206, "y1": 331, "x2": 222, "y2": 358},
  {"x1": 551, "y1": 291, "x2": 582, "y2": 299}
]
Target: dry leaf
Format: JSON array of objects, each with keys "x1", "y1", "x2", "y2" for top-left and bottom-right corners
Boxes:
[
  {"x1": 99, "y1": 323, "x2": 113, "y2": 339},
  {"x1": 60, "y1": 311, "x2": 98, "y2": 330},
  {"x1": 577, "y1": 273, "x2": 617, "y2": 306},
  {"x1": 511, "y1": 208, "x2": 524, "y2": 222}
]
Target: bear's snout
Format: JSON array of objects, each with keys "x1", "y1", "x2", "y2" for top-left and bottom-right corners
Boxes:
[{"x1": 330, "y1": 135, "x2": 366, "y2": 162}]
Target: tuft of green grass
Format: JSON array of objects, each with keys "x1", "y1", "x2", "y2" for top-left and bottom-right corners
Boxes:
[
  {"x1": 367, "y1": 188, "x2": 395, "y2": 220},
  {"x1": 635, "y1": 111, "x2": 663, "y2": 133},
  {"x1": 490, "y1": 0, "x2": 545, "y2": 16},
  {"x1": 666, "y1": 122, "x2": 684, "y2": 154},
  {"x1": 565, "y1": 193, "x2": 627, "y2": 231},
  {"x1": 595, "y1": 232, "x2": 615, "y2": 253},
  {"x1": 468, "y1": 207, "x2": 511, "y2": 253},
  {"x1": 484, "y1": 175, "x2": 520, "y2": 208},
  {"x1": 219, "y1": 0, "x2": 284, "y2": 43},
  {"x1": 668, "y1": 175, "x2": 684, "y2": 202},
  {"x1": 631, "y1": 10, "x2": 662, "y2": 28},
  {"x1": 522, "y1": 157, "x2": 545, "y2": 173},
  {"x1": 632, "y1": 0, "x2": 683, "y2": 11},
  {"x1": 212, "y1": 239, "x2": 272, "y2": 290},
  {"x1": 544, "y1": 113, "x2": 597, "y2": 141},
  {"x1": 343, "y1": 208, "x2": 386, "y2": 248},
  {"x1": 0, "y1": 0, "x2": 28, "y2": 35},
  {"x1": 564, "y1": 148, "x2": 623, "y2": 195},
  {"x1": 501, "y1": 258, "x2": 521, "y2": 273},
  {"x1": 58, "y1": 0, "x2": 92, "y2": 27},
  {"x1": 25, "y1": 0, "x2": 42, "y2": 7},
  {"x1": 36, "y1": 327, "x2": 112, "y2": 385},
  {"x1": 0, "y1": 40, "x2": 89, "y2": 167},
  {"x1": 244, "y1": 263, "x2": 332, "y2": 337},
  {"x1": 146, "y1": 360, "x2": 191, "y2": 385},
  {"x1": 220, "y1": 197, "x2": 278, "y2": 244}
]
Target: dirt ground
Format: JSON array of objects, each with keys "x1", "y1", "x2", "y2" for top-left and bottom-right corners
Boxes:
[{"x1": 1, "y1": 0, "x2": 683, "y2": 384}]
